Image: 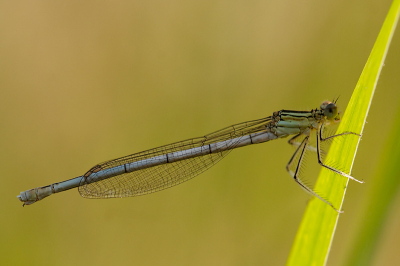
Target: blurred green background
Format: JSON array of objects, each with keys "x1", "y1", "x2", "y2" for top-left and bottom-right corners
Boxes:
[{"x1": 1, "y1": 1, "x2": 399, "y2": 265}]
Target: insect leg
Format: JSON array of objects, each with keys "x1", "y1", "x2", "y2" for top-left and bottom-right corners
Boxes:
[
  {"x1": 317, "y1": 123, "x2": 364, "y2": 183},
  {"x1": 286, "y1": 136, "x2": 342, "y2": 213}
]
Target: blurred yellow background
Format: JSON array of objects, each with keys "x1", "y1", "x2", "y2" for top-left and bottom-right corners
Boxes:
[{"x1": 1, "y1": 1, "x2": 399, "y2": 265}]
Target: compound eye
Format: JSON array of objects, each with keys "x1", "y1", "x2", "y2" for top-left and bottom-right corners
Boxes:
[{"x1": 324, "y1": 103, "x2": 338, "y2": 119}]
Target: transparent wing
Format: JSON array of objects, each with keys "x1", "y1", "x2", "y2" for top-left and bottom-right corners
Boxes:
[{"x1": 78, "y1": 117, "x2": 271, "y2": 199}]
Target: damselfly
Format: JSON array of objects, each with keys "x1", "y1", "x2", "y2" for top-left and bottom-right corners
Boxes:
[{"x1": 17, "y1": 100, "x2": 362, "y2": 212}]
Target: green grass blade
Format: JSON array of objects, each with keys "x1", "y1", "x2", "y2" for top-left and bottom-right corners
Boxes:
[
  {"x1": 286, "y1": 1, "x2": 400, "y2": 266},
  {"x1": 344, "y1": 104, "x2": 400, "y2": 266}
]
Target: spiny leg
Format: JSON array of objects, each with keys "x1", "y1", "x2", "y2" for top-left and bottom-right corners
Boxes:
[
  {"x1": 286, "y1": 136, "x2": 342, "y2": 213},
  {"x1": 319, "y1": 121, "x2": 361, "y2": 142},
  {"x1": 286, "y1": 134, "x2": 305, "y2": 176},
  {"x1": 288, "y1": 133, "x2": 317, "y2": 152},
  {"x1": 317, "y1": 123, "x2": 364, "y2": 183}
]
